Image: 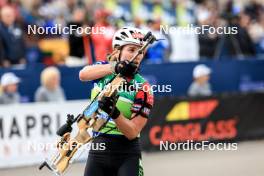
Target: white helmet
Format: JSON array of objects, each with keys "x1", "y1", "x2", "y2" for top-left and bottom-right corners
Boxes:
[{"x1": 112, "y1": 27, "x2": 147, "y2": 49}]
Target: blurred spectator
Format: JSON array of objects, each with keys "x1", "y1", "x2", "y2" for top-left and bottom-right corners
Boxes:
[
  {"x1": 235, "y1": 12, "x2": 255, "y2": 57},
  {"x1": 145, "y1": 18, "x2": 170, "y2": 63},
  {"x1": 0, "y1": 0, "x2": 263, "y2": 65},
  {"x1": 91, "y1": 9, "x2": 115, "y2": 62},
  {"x1": 188, "y1": 64, "x2": 212, "y2": 97},
  {"x1": 24, "y1": 33, "x2": 43, "y2": 64},
  {"x1": 248, "y1": 13, "x2": 264, "y2": 57},
  {"x1": 66, "y1": 7, "x2": 88, "y2": 66},
  {"x1": 218, "y1": 1, "x2": 255, "y2": 58},
  {"x1": 0, "y1": 72, "x2": 21, "y2": 104},
  {"x1": 35, "y1": 66, "x2": 66, "y2": 102},
  {"x1": 68, "y1": 7, "x2": 86, "y2": 58},
  {"x1": 0, "y1": 6, "x2": 26, "y2": 67},
  {"x1": 197, "y1": 0, "x2": 220, "y2": 59}
]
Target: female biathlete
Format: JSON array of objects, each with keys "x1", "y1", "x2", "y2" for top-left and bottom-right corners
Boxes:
[{"x1": 79, "y1": 27, "x2": 154, "y2": 176}]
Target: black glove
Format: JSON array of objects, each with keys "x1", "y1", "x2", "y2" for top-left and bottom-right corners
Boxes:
[
  {"x1": 98, "y1": 96, "x2": 120, "y2": 119},
  {"x1": 115, "y1": 60, "x2": 138, "y2": 77}
]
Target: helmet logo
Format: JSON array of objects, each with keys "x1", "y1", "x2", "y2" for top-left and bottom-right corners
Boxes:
[{"x1": 132, "y1": 32, "x2": 144, "y2": 39}]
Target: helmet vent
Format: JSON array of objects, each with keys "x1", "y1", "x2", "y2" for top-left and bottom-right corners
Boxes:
[
  {"x1": 121, "y1": 32, "x2": 128, "y2": 38},
  {"x1": 115, "y1": 37, "x2": 122, "y2": 41}
]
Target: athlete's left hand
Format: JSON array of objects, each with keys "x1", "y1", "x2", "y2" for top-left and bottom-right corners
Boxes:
[{"x1": 99, "y1": 96, "x2": 120, "y2": 119}]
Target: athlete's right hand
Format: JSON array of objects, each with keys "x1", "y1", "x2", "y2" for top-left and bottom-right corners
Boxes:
[
  {"x1": 114, "y1": 60, "x2": 137, "y2": 77},
  {"x1": 99, "y1": 96, "x2": 120, "y2": 119}
]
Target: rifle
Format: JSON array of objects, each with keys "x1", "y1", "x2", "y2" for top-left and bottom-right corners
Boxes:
[{"x1": 39, "y1": 32, "x2": 157, "y2": 176}]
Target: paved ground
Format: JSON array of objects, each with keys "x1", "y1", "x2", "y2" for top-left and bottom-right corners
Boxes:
[{"x1": 0, "y1": 140, "x2": 263, "y2": 176}]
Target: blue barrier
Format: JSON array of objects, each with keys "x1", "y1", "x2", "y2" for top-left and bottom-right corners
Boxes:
[{"x1": 0, "y1": 59, "x2": 264, "y2": 102}]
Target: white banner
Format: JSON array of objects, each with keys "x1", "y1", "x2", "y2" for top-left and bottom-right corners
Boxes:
[{"x1": 0, "y1": 100, "x2": 90, "y2": 168}]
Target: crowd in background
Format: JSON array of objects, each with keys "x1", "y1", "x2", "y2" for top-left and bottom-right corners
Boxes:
[
  {"x1": 0, "y1": 66, "x2": 66, "y2": 104},
  {"x1": 0, "y1": 0, "x2": 263, "y2": 68},
  {"x1": 0, "y1": 0, "x2": 264, "y2": 104}
]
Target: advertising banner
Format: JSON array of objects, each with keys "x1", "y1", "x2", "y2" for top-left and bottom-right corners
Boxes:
[
  {"x1": 0, "y1": 100, "x2": 89, "y2": 168},
  {"x1": 141, "y1": 93, "x2": 264, "y2": 151}
]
